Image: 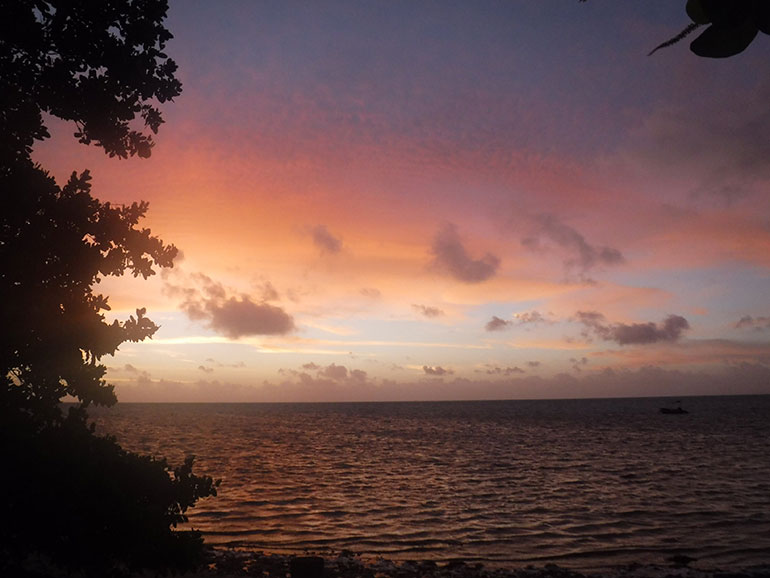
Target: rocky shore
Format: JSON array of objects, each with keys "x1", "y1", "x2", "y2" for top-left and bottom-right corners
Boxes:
[
  {"x1": 201, "y1": 549, "x2": 770, "y2": 578},
  {"x1": 11, "y1": 548, "x2": 770, "y2": 578}
]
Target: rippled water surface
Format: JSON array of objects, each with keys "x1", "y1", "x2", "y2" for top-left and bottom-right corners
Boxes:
[{"x1": 92, "y1": 396, "x2": 770, "y2": 570}]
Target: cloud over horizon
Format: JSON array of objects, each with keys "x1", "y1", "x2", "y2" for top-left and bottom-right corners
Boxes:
[
  {"x1": 482, "y1": 365, "x2": 525, "y2": 376},
  {"x1": 430, "y1": 223, "x2": 500, "y2": 283},
  {"x1": 113, "y1": 362, "x2": 770, "y2": 403},
  {"x1": 423, "y1": 365, "x2": 453, "y2": 376},
  {"x1": 485, "y1": 310, "x2": 551, "y2": 332},
  {"x1": 413, "y1": 304, "x2": 445, "y2": 318},
  {"x1": 735, "y1": 315, "x2": 770, "y2": 331},
  {"x1": 166, "y1": 273, "x2": 295, "y2": 338},
  {"x1": 575, "y1": 311, "x2": 690, "y2": 345},
  {"x1": 283, "y1": 362, "x2": 368, "y2": 384},
  {"x1": 486, "y1": 316, "x2": 512, "y2": 331}
]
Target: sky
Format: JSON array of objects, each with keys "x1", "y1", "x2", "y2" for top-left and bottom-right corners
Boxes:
[{"x1": 33, "y1": 1, "x2": 770, "y2": 402}]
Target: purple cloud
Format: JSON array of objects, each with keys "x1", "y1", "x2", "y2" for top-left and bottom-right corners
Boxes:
[
  {"x1": 320, "y1": 363, "x2": 348, "y2": 380},
  {"x1": 522, "y1": 214, "x2": 624, "y2": 282},
  {"x1": 486, "y1": 310, "x2": 551, "y2": 331},
  {"x1": 423, "y1": 365, "x2": 453, "y2": 376},
  {"x1": 312, "y1": 224, "x2": 343, "y2": 254},
  {"x1": 575, "y1": 311, "x2": 690, "y2": 345},
  {"x1": 484, "y1": 365, "x2": 525, "y2": 376},
  {"x1": 413, "y1": 304, "x2": 444, "y2": 318},
  {"x1": 207, "y1": 296, "x2": 295, "y2": 338},
  {"x1": 570, "y1": 357, "x2": 588, "y2": 372},
  {"x1": 485, "y1": 316, "x2": 512, "y2": 331},
  {"x1": 167, "y1": 273, "x2": 295, "y2": 338},
  {"x1": 431, "y1": 223, "x2": 500, "y2": 283},
  {"x1": 735, "y1": 315, "x2": 770, "y2": 331},
  {"x1": 289, "y1": 362, "x2": 368, "y2": 384}
]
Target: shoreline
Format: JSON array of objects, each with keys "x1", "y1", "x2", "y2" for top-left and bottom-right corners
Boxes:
[
  {"x1": 10, "y1": 546, "x2": 770, "y2": 577},
  {"x1": 198, "y1": 548, "x2": 770, "y2": 578}
]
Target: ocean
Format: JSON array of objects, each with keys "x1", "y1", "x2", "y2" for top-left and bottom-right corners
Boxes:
[{"x1": 91, "y1": 396, "x2": 770, "y2": 571}]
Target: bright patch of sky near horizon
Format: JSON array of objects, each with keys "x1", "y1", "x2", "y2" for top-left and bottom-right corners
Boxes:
[{"x1": 33, "y1": 1, "x2": 770, "y2": 402}]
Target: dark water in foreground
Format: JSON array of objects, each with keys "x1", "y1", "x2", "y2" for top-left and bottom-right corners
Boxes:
[{"x1": 92, "y1": 396, "x2": 770, "y2": 571}]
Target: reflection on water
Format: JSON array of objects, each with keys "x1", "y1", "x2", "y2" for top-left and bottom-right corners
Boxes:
[{"x1": 91, "y1": 396, "x2": 770, "y2": 570}]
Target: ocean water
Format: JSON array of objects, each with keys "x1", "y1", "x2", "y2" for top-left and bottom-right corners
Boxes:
[{"x1": 91, "y1": 396, "x2": 770, "y2": 571}]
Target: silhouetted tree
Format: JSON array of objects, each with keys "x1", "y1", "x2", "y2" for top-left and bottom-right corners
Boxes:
[
  {"x1": 0, "y1": 0, "x2": 181, "y2": 169},
  {"x1": 1, "y1": 2, "x2": 219, "y2": 575},
  {"x1": 1, "y1": 165, "x2": 176, "y2": 424}
]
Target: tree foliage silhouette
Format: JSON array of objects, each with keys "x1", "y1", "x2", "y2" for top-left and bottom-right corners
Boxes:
[
  {"x1": 1, "y1": 166, "x2": 176, "y2": 423},
  {"x1": 0, "y1": 0, "x2": 181, "y2": 168},
  {"x1": 579, "y1": 0, "x2": 769, "y2": 58},
  {"x1": 1, "y1": 1, "x2": 219, "y2": 575},
  {"x1": 649, "y1": 0, "x2": 770, "y2": 58}
]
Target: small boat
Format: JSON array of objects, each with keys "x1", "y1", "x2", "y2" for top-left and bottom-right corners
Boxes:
[
  {"x1": 660, "y1": 400, "x2": 688, "y2": 414},
  {"x1": 660, "y1": 406, "x2": 688, "y2": 414}
]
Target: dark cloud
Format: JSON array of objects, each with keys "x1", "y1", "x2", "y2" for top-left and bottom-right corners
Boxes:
[
  {"x1": 483, "y1": 365, "x2": 525, "y2": 376},
  {"x1": 423, "y1": 365, "x2": 453, "y2": 376},
  {"x1": 312, "y1": 224, "x2": 342, "y2": 254},
  {"x1": 634, "y1": 81, "x2": 770, "y2": 202},
  {"x1": 485, "y1": 316, "x2": 512, "y2": 331},
  {"x1": 320, "y1": 363, "x2": 348, "y2": 381},
  {"x1": 522, "y1": 215, "x2": 624, "y2": 282},
  {"x1": 575, "y1": 311, "x2": 690, "y2": 345},
  {"x1": 287, "y1": 362, "x2": 368, "y2": 384},
  {"x1": 569, "y1": 357, "x2": 588, "y2": 372},
  {"x1": 413, "y1": 304, "x2": 444, "y2": 318},
  {"x1": 486, "y1": 310, "x2": 551, "y2": 331},
  {"x1": 527, "y1": 360, "x2": 541, "y2": 368},
  {"x1": 349, "y1": 369, "x2": 368, "y2": 382},
  {"x1": 118, "y1": 364, "x2": 151, "y2": 380},
  {"x1": 735, "y1": 315, "x2": 770, "y2": 331},
  {"x1": 198, "y1": 365, "x2": 214, "y2": 373},
  {"x1": 430, "y1": 223, "x2": 500, "y2": 283},
  {"x1": 167, "y1": 273, "x2": 295, "y2": 338},
  {"x1": 612, "y1": 316, "x2": 690, "y2": 345},
  {"x1": 114, "y1": 362, "x2": 770, "y2": 403},
  {"x1": 207, "y1": 296, "x2": 295, "y2": 338}
]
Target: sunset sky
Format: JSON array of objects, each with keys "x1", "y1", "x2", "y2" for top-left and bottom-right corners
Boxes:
[{"x1": 33, "y1": 1, "x2": 770, "y2": 402}]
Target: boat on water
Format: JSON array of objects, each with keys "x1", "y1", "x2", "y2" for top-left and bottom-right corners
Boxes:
[
  {"x1": 660, "y1": 406, "x2": 688, "y2": 414},
  {"x1": 660, "y1": 401, "x2": 688, "y2": 414}
]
